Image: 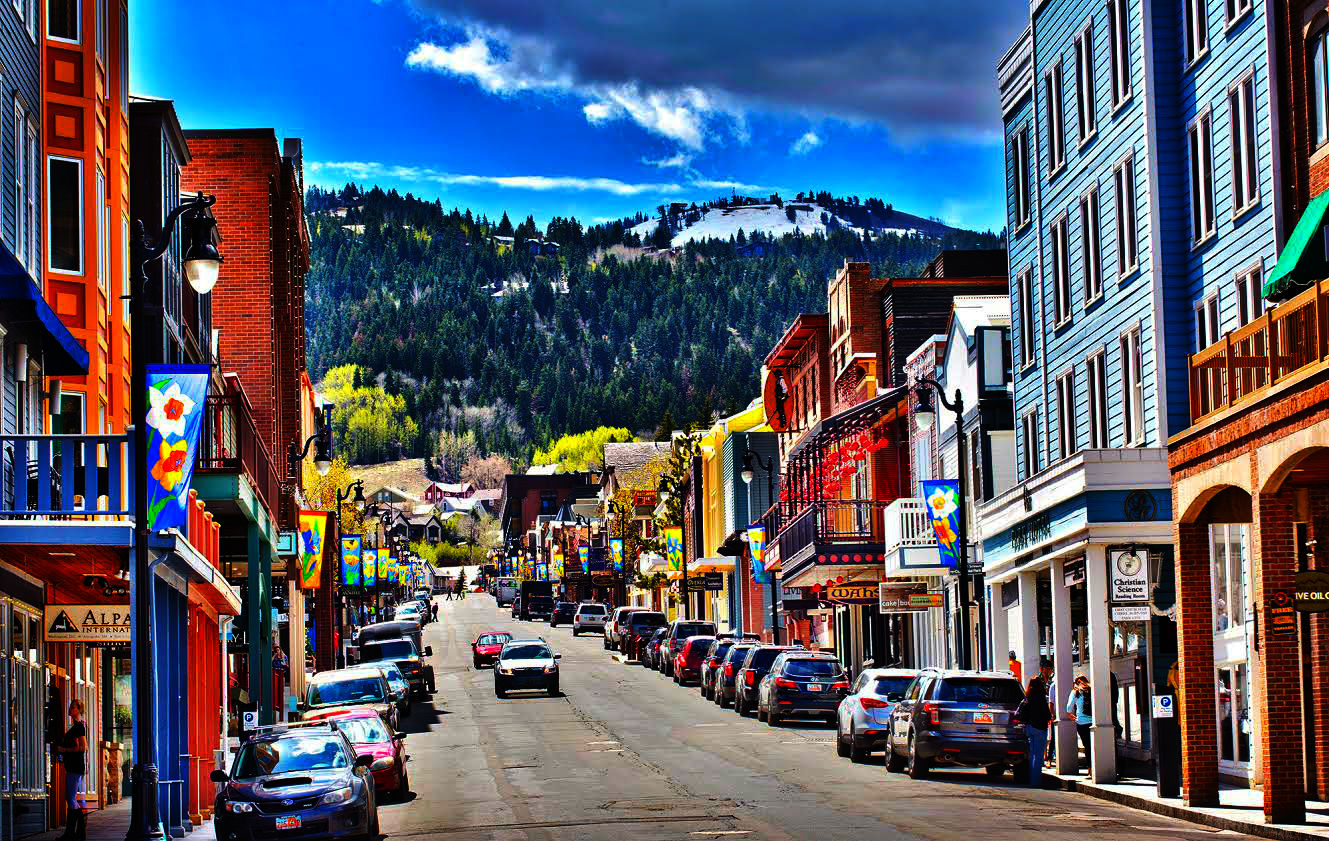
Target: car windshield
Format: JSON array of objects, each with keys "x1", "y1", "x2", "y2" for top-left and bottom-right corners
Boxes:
[
  {"x1": 579, "y1": 605, "x2": 607, "y2": 615},
  {"x1": 478, "y1": 634, "x2": 512, "y2": 646},
  {"x1": 747, "y1": 649, "x2": 784, "y2": 669},
  {"x1": 631, "y1": 613, "x2": 666, "y2": 627},
  {"x1": 234, "y1": 735, "x2": 349, "y2": 778},
  {"x1": 710, "y1": 642, "x2": 733, "y2": 659},
  {"x1": 674, "y1": 623, "x2": 715, "y2": 639},
  {"x1": 529, "y1": 597, "x2": 553, "y2": 607},
  {"x1": 783, "y1": 659, "x2": 843, "y2": 678},
  {"x1": 872, "y1": 676, "x2": 915, "y2": 697},
  {"x1": 933, "y1": 677, "x2": 1024, "y2": 704},
  {"x1": 309, "y1": 677, "x2": 384, "y2": 707},
  {"x1": 725, "y1": 646, "x2": 753, "y2": 662},
  {"x1": 332, "y1": 717, "x2": 392, "y2": 744},
  {"x1": 503, "y1": 644, "x2": 551, "y2": 660},
  {"x1": 360, "y1": 640, "x2": 415, "y2": 661},
  {"x1": 395, "y1": 606, "x2": 420, "y2": 616}
]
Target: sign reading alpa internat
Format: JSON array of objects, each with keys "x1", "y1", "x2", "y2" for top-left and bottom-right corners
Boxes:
[{"x1": 45, "y1": 605, "x2": 132, "y2": 643}]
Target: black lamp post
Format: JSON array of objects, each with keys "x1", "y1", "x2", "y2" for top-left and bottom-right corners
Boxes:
[
  {"x1": 912, "y1": 376, "x2": 974, "y2": 671},
  {"x1": 288, "y1": 418, "x2": 333, "y2": 480},
  {"x1": 333, "y1": 480, "x2": 365, "y2": 666},
  {"x1": 740, "y1": 444, "x2": 780, "y2": 644},
  {"x1": 127, "y1": 192, "x2": 223, "y2": 841}
]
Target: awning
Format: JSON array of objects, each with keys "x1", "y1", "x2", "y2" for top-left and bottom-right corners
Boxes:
[
  {"x1": 1264, "y1": 190, "x2": 1329, "y2": 302},
  {"x1": 0, "y1": 252, "x2": 88, "y2": 375},
  {"x1": 688, "y1": 556, "x2": 735, "y2": 574}
]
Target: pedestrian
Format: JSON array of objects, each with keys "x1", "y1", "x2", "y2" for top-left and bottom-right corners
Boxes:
[
  {"x1": 1065, "y1": 675, "x2": 1093, "y2": 770},
  {"x1": 1007, "y1": 649, "x2": 1022, "y2": 683},
  {"x1": 431, "y1": 601, "x2": 439, "y2": 622},
  {"x1": 1014, "y1": 675, "x2": 1051, "y2": 787},
  {"x1": 56, "y1": 698, "x2": 87, "y2": 840},
  {"x1": 445, "y1": 587, "x2": 453, "y2": 601},
  {"x1": 1039, "y1": 659, "x2": 1056, "y2": 767}
]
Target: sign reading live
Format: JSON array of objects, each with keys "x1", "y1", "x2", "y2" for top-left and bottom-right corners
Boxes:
[
  {"x1": 824, "y1": 583, "x2": 879, "y2": 604},
  {"x1": 1295, "y1": 570, "x2": 1329, "y2": 613},
  {"x1": 45, "y1": 605, "x2": 131, "y2": 643}
]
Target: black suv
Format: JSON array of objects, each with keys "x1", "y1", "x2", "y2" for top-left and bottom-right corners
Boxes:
[
  {"x1": 756, "y1": 652, "x2": 848, "y2": 726},
  {"x1": 885, "y1": 669, "x2": 1029, "y2": 781},
  {"x1": 622, "y1": 611, "x2": 667, "y2": 659},
  {"x1": 524, "y1": 595, "x2": 554, "y2": 621},
  {"x1": 732, "y1": 646, "x2": 792, "y2": 716},
  {"x1": 712, "y1": 643, "x2": 754, "y2": 708},
  {"x1": 659, "y1": 619, "x2": 717, "y2": 677},
  {"x1": 698, "y1": 638, "x2": 735, "y2": 700},
  {"x1": 549, "y1": 601, "x2": 576, "y2": 627}
]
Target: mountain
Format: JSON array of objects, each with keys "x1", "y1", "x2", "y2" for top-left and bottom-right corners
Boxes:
[{"x1": 303, "y1": 184, "x2": 1001, "y2": 463}]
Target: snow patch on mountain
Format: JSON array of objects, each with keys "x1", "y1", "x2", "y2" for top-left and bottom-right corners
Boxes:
[{"x1": 628, "y1": 200, "x2": 948, "y2": 248}]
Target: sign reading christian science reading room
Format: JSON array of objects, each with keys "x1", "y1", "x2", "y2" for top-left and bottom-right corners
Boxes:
[
  {"x1": 45, "y1": 605, "x2": 131, "y2": 643},
  {"x1": 1109, "y1": 549, "x2": 1150, "y2": 601}
]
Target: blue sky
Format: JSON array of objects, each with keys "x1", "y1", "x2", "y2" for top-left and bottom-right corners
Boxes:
[{"x1": 133, "y1": 0, "x2": 1024, "y2": 232}]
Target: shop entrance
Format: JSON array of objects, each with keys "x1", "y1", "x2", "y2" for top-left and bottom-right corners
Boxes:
[{"x1": 1, "y1": 597, "x2": 46, "y2": 839}]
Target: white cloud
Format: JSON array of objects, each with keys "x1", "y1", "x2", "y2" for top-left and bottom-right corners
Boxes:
[
  {"x1": 642, "y1": 152, "x2": 693, "y2": 169},
  {"x1": 789, "y1": 131, "x2": 822, "y2": 156},
  {"x1": 405, "y1": 31, "x2": 569, "y2": 94},
  {"x1": 307, "y1": 160, "x2": 686, "y2": 196},
  {"x1": 691, "y1": 178, "x2": 780, "y2": 194}
]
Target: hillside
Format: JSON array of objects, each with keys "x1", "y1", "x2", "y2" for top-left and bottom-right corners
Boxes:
[{"x1": 303, "y1": 185, "x2": 1001, "y2": 463}]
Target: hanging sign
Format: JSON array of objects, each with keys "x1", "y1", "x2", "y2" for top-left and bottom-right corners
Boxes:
[
  {"x1": 1110, "y1": 604, "x2": 1151, "y2": 622},
  {"x1": 609, "y1": 538, "x2": 624, "y2": 573},
  {"x1": 664, "y1": 527, "x2": 684, "y2": 572},
  {"x1": 144, "y1": 365, "x2": 211, "y2": 531},
  {"x1": 297, "y1": 510, "x2": 329, "y2": 589},
  {"x1": 1269, "y1": 589, "x2": 1297, "y2": 636},
  {"x1": 746, "y1": 525, "x2": 769, "y2": 584},
  {"x1": 878, "y1": 584, "x2": 940, "y2": 613},
  {"x1": 1110, "y1": 548, "x2": 1149, "y2": 601},
  {"x1": 704, "y1": 571, "x2": 724, "y2": 591},
  {"x1": 45, "y1": 605, "x2": 132, "y2": 643},
  {"x1": 921, "y1": 480, "x2": 961, "y2": 568},
  {"x1": 763, "y1": 367, "x2": 795, "y2": 432},
  {"x1": 362, "y1": 549, "x2": 377, "y2": 587},
  {"x1": 825, "y1": 583, "x2": 879, "y2": 605},
  {"x1": 341, "y1": 535, "x2": 362, "y2": 587},
  {"x1": 1294, "y1": 570, "x2": 1329, "y2": 613}
]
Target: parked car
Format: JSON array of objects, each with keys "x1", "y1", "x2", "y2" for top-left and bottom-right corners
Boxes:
[
  {"x1": 713, "y1": 643, "x2": 755, "y2": 708},
  {"x1": 622, "y1": 611, "x2": 668, "y2": 659},
  {"x1": 510, "y1": 596, "x2": 521, "y2": 618},
  {"x1": 733, "y1": 646, "x2": 792, "y2": 716},
  {"x1": 355, "y1": 621, "x2": 427, "y2": 668},
  {"x1": 836, "y1": 668, "x2": 917, "y2": 762},
  {"x1": 524, "y1": 595, "x2": 555, "y2": 621},
  {"x1": 368, "y1": 662, "x2": 412, "y2": 717},
  {"x1": 572, "y1": 603, "x2": 609, "y2": 636},
  {"x1": 885, "y1": 669, "x2": 1028, "y2": 781},
  {"x1": 212, "y1": 724, "x2": 378, "y2": 840},
  {"x1": 494, "y1": 638, "x2": 561, "y2": 697},
  {"x1": 324, "y1": 707, "x2": 411, "y2": 800},
  {"x1": 671, "y1": 635, "x2": 716, "y2": 685},
  {"x1": 300, "y1": 667, "x2": 399, "y2": 731},
  {"x1": 603, "y1": 606, "x2": 646, "y2": 650},
  {"x1": 642, "y1": 627, "x2": 670, "y2": 670},
  {"x1": 472, "y1": 631, "x2": 514, "y2": 669},
  {"x1": 698, "y1": 638, "x2": 736, "y2": 700},
  {"x1": 392, "y1": 603, "x2": 424, "y2": 626},
  {"x1": 660, "y1": 620, "x2": 718, "y2": 677},
  {"x1": 550, "y1": 601, "x2": 577, "y2": 627},
  {"x1": 756, "y1": 652, "x2": 848, "y2": 726},
  {"x1": 358, "y1": 636, "x2": 435, "y2": 696}
]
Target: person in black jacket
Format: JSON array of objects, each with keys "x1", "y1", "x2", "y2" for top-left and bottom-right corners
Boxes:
[
  {"x1": 55, "y1": 699, "x2": 88, "y2": 840},
  {"x1": 1016, "y1": 676, "x2": 1052, "y2": 787}
]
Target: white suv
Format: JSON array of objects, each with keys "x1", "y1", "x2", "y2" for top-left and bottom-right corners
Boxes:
[{"x1": 572, "y1": 603, "x2": 609, "y2": 636}]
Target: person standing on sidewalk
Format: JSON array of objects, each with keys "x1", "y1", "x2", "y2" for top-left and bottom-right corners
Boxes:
[
  {"x1": 1065, "y1": 675, "x2": 1093, "y2": 770},
  {"x1": 1015, "y1": 675, "x2": 1051, "y2": 786},
  {"x1": 56, "y1": 698, "x2": 88, "y2": 840}
]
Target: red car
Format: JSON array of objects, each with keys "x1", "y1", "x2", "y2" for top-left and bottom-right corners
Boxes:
[
  {"x1": 672, "y1": 635, "x2": 716, "y2": 686},
  {"x1": 322, "y1": 707, "x2": 410, "y2": 799},
  {"x1": 472, "y1": 631, "x2": 513, "y2": 668}
]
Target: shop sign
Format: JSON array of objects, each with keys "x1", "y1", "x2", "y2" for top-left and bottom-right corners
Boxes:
[
  {"x1": 825, "y1": 583, "x2": 879, "y2": 605},
  {"x1": 704, "y1": 572, "x2": 724, "y2": 591},
  {"x1": 780, "y1": 586, "x2": 804, "y2": 602},
  {"x1": 1010, "y1": 512, "x2": 1052, "y2": 551},
  {"x1": 686, "y1": 576, "x2": 707, "y2": 592},
  {"x1": 1062, "y1": 557, "x2": 1086, "y2": 587},
  {"x1": 44, "y1": 605, "x2": 131, "y2": 643},
  {"x1": 1110, "y1": 549, "x2": 1149, "y2": 601},
  {"x1": 1110, "y1": 604, "x2": 1150, "y2": 622},
  {"x1": 878, "y1": 584, "x2": 940, "y2": 613},
  {"x1": 1269, "y1": 590, "x2": 1297, "y2": 637},
  {"x1": 1294, "y1": 570, "x2": 1329, "y2": 613}
]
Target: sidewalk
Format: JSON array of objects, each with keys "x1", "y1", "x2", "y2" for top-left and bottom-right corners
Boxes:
[
  {"x1": 1049, "y1": 770, "x2": 1329, "y2": 841},
  {"x1": 28, "y1": 801, "x2": 216, "y2": 841}
]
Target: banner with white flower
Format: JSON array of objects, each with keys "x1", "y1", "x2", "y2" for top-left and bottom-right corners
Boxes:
[
  {"x1": 747, "y1": 525, "x2": 769, "y2": 584},
  {"x1": 144, "y1": 365, "x2": 210, "y2": 532},
  {"x1": 921, "y1": 479, "x2": 962, "y2": 568}
]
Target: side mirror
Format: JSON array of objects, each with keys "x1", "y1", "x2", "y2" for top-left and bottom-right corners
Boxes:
[
  {"x1": 354, "y1": 754, "x2": 374, "y2": 769},
  {"x1": 296, "y1": 702, "x2": 308, "y2": 712},
  {"x1": 395, "y1": 732, "x2": 407, "y2": 741},
  {"x1": 554, "y1": 653, "x2": 562, "y2": 660},
  {"x1": 425, "y1": 646, "x2": 433, "y2": 657},
  {"x1": 210, "y1": 769, "x2": 229, "y2": 783}
]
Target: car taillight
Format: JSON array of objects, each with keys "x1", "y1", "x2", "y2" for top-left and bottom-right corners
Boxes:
[
  {"x1": 723, "y1": 663, "x2": 734, "y2": 677},
  {"x1": 774, "y1": 677, "x2": 798, "y2": 689},
  {"x1": 707, "y1": 657, "x2": 718, "y2": 667},
  {"x1": 830, "y1": 681, "x2": 849, "y2": 691},
  {"x1": 744, "y1": 670, "x2": 756, "y2": 687},
  {"x1": 923, "y1": 702, "x2": 941, "y2": 726},
  {"x1": 860, "y1": 697, "x2": 890, "y2": 710}
]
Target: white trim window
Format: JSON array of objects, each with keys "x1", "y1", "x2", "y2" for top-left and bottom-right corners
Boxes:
[
  {"x1": 1196, "y1": 292, "x2": 1220, "y2": 349},
  {"x1": 1012, "y1": 126, "x2": 1031, "y2": 231},
  {"x1": 47, "y1": 0, "x2": 80, "y2": 43},
  {"x1": 1021, "y1": 408, "x2": 1041, "y2": 479},
  {"x1": 1080, "y1": 186, "x2": 1102, "y2": 301},
  {"x1": 1189, "y1": 108, "x2": 1216, "y2": 244},
  {"x1": 1050, "y1": 214, "x2": 1071, "y2": 325},
  {"x1": 1185, "y1": 0, "x2": 1208, "y2": 66},
  {"x1": 1120, "y1": 326, "x2": 1145, "y2": 446},
  {"x1": 1087, "y1": 350, "x2": 1109, "y2": 448},
  {"x1": 1225, "y1": 0, "x2": 1251, "y2": 26},
  {"x1": 1019, "y1": 267, "x2": 1036, "y2": 367},
  {"x1": 13, "y1": 0, "x2": 36, "y2": 40},
  {"x1": 1045, "y1": 59, "x2": 1066, "y2": 174},
  {"x1": 1228, "y1": 70, "x2": 1259, "y2": 215},
  {"x1": 1114, "y1": 154, "x2": 1139, "y2": 275},
  {"x1": 1235, "y1": 263, "x2": 1263, "y2": 326},
  {"x1": 1056, "y1": 370, "x2": 1077, "y2": 460},
  {"x1": 1107, "y1": 0, "x2": 1132, "y2": 109},
  {"x1": 48, "y1": 155, "x2": 83, "y2": 274},
  {"x1": 26, "y1": 120, "x2": 37, "y2": 270},
  {"x1": 1074, "y1": 22, "x2": 1097, "y2": 144},
  {"x1": 12, "y1": 98, "x2": 24, "y2": 267},
  {"x1": 122, "y1": 215, "x2": 131, "y2": 323},
  {"x1": 96, "y1": 168, "x2": 107, "y2": 295}
]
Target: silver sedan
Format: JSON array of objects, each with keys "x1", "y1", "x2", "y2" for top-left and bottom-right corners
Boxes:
[{"x1": 836, "y1": 668, "x2": 917, "y2": 762}]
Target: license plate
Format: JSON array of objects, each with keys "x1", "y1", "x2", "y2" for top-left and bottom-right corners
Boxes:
[
  {"x1": 973, "y1": 711, "x2": 994, "y2": 724},
  {"x1": 807, "y1": 683, "x2": 822, "y2": 692},
  {"x1": 275, "y1": 816, "x2": 302, "y2": 830}
]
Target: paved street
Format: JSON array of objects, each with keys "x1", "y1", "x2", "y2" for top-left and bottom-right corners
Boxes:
[{"x1": 377, "y1": 595, "x2": 1254, "y2": 841}]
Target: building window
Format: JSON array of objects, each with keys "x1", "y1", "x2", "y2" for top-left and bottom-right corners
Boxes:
[
  {"x1": 48, "y1": 0, "x2": 78, "y2": 42},
  {"x1": 1012, "y1": 127, "x2": 1031, "y2": 231},
  {"x1": 1044, "y1": 60, "x2": 1066, "y2": 174},
  {"x1": 1021, "y1": 408, "x2": 1041, "y2": 479},
  {"x1": 1114, "y1": 154, "x2": 1139, "y2": 275},
  {"x1": 1196, "y1": 293, "x2": 1220, "y2": 349},
  {"x1": 1225, "y1": 0, "x2": 1251, "y2": 25},
  {"x1": 13, "y1": 99, "x2": 24, "y2": 267},
  {"x1": 1107, "y1": 0, "x2": 1132, "y2": 108},
  {"x1": 1018, "y1": 267, "x2": 1035, "y2": 367},
  {"x1": 970, "y1": 431, "x2": 984, "y2": 503},
  {"x1": 48, "y1": 156, "x2": 83, "y2": 274},
  {"x1": 1074, "y1": 23, "x2": 1097, "y2": 144},
  {"x1": 119, "y1": 6, "x2": 128, "y2": 112},
  {"x1": 1228, "y1": 71, "x2": 1259, "y2": 215},
  {"x1": 1087, "y1": 350, "x2": 1108, "y2": 448},
  {"x1": 1080, "y1": 187, "x2": 1102, "y2": 301},
  {"x1": 1188, "y1": 109, "x2": 1216, "y2": 244},
  {"x1": 122, "y1": 215, "x2": 130, "y2": 323},
  {"x1": 1185, "y1": 0, "x2": 1208, "y2": 65},
  {"x1": 96, "y1": 169, "x2": 107, "y2": 295},
  {"x1": 26, "y1": 121, "x2": 37, "y2": 270},
  {"x1": 1235, "y1": 263, "x2": 1263, "y2": 326},
  {"x1": 1050, "y1": 214, "x2": 1071, "y2": 325},
  {"x1": 95, "y1": 0, "x2": 106, "y2": 66},
  {"x1": 1056, "y1": 370, "x2": 1077, "y2": 460},
  {"x1": 1120, "y1": 326, "x2": 1144, "y2": 445}
]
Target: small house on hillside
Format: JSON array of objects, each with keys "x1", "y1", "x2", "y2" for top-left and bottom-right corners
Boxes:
[{"x1": 423, "y1": 481, "x2": 476, "y2": 504}]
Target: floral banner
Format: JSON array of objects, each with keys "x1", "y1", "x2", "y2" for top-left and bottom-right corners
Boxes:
[
  {"x1": 577, "y1": 545, "x2": 589, "y2": 573},
  {"x1": 747, "y1": 525, "x2": 769, "y2": 584},
  {"x1": 341, "y1": 535, "x2": 362, "y2": 587},
  {"x1": 297, "y1": 510, "x2": 329, "y2": 589},
  {"x1": 363, "y1": 549, "x2": 377, "y2": 587},
  {"x1": 144, "y1": 365, "x2": 210, "y2": 531},
  {"x1": 609, "y1": 538, "x2": 624, "y2": 573},
  {"x1": 922, "y1": 479, "x2": 961, "y2": 568},
  {"x1": 664, "y1": 526, "x2": 683, "y2": 572},
  {"x1": 552, "y1": 548, "x2": 564, "y2": 578}
]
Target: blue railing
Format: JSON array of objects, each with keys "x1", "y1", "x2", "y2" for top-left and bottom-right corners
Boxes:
[{"x1": 0, "y1": 434, "x2": 133, "y2": 517}]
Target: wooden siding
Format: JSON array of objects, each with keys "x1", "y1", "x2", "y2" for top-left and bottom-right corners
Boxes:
[{"x1": 0, "y1": 3, "x2": 39, "y2": 260}]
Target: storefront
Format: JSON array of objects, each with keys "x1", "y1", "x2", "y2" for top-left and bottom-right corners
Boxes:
[{"x1": 0, "y1": 575, "x2": 47, "y2": 840}]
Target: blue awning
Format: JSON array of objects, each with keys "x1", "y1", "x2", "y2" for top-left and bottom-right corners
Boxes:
[{"x1": 0, "y1": 245, "x2": 88, "y2": 375}]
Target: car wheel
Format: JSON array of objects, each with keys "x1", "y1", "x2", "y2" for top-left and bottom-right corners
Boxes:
[
  {"x1": 757, "y1": 702, "x2": 768, "y2": 722},
  {"x1": 985, "y1": 764, "x2": 1006, "y2": 779},
  {"x1": 885, "y1": 732, "x2": 907, "y2": 773},
  {"x1": 473, "y1": 658, "x2": 481, "y2": 669},
  {"x1": 907, "y1": 735, "x2": 930, "y2": 780},
  {"x1": 768, "y1": 707, "x2": 781, "y2": 727},
  {"x1": 495, "y1": 684, "x2": 506, "y2": 698},
  {"x1": 602, "y1": 638, "x2": 609, "y2": 650},
  {"x1": 836, "y1": 724, "x2": 851, "y2": 758},
  {"x1": 427, "y1": 676, "x2": 436, "y2": 693},
  {"x1": 849, "y1": 726, "x2": 870, "y2": 763},
  {"x1": 398, "y1": 766, "x2": 411, "y2": 799},
  {"x1": 717, "y1": 692, "x2": 728, "y2": 709}
]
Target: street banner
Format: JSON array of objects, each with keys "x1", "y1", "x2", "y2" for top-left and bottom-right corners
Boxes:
[
  {"x1": 341, "y1": 535, "x2": 362, "y2": 586},
  {"x1": 297, "y1": 510, "x2": 329, "y2": 589},
  {"x1": 664, "y1": 527, "x2": 683, "y2": 572},
  {"x1": 921, "y1": 480, "x2": 962, "y2": 568},
  {"x1": 747, "y1": 525, "x2": 769, "y2": 584},
  {"x1": 144, "y1": 364, "x2": 210, "y2": 531},
  {"x1": 609, "y1": 538, "x2": 624, "y2": 573},
  {"x1": 363, "y1": 549, "x2": 377, "y2": 586},
  {"x1": 537, "y1": 561, "x2": 548, "y2": 580},
  {"x1": 577, "y1": 545, "x2": 589, "y2": 573}
]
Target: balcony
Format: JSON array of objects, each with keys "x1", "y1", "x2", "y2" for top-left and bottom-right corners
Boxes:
[
  {"x1": 1189, "y1": 277, "x2": 1329, "y2": 424},
  {"x1": 0, "y1": 434, "x2": 133, "y2": 519},
  {"x1": 197, "y1": 377, "x2": 280, "y2": 518},
  {"x1": 771, "y1": 499, "x2": 887, "y2": 587},
  {"x1": 882, "y1": 498, "x2": 955, "y2": 578}
]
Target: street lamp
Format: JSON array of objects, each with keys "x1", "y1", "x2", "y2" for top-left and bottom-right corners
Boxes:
[
  {"x1": 128, "y1": 192, "x2": 223, "y2": 841},
  {"x1": 740, "y1": 444, "x2": 776, "y2": 511},
  {"x1": 289, "y1": 415, "x2": 333, "y2": 478},
  {"x1": 911, "y1": 376, "x2": 974, "y2": 670}
]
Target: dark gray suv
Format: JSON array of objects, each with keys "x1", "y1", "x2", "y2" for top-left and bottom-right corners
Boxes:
[{"x1": 885, "y1": 669, "x2": 1028, "y2": 781}]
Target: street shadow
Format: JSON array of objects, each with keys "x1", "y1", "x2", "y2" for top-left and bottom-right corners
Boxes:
[{"x1": 401, "y1": 700, "x2": 446, "y2": 734}]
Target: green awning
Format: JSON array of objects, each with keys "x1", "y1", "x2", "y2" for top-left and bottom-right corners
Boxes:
[{"x1": 1265, "y1": 190, "x2": 1329, "y2": 302}]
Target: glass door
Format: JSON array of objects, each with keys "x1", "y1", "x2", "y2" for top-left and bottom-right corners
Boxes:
[{"x1": 1211, "y1": 524, "x2": 1254, "y2": 777}]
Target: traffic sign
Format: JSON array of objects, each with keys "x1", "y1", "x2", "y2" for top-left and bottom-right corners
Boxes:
[{"x1": 1152, "y1": 694, "x2": 1174, "y2": 719}]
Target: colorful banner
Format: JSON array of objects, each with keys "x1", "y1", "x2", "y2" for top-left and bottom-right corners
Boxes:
[
  {"x1": 144, "y1": 365, "x2": 211, "y2": 531},
  {"x1": 341, "y1": 535, "x2": 362, "y2": 587},
  {"x1": 664, "y1": 526, "x2": 683, "y2": 572},
  {"x1": 363, "y1": 549, "x2": 377, "y2": 586},
  {"x1": 577, "y1": 545, "x2": 589, "y2": 573},
  {"x1": 921, "y1": 479, "x2": 962, "y2": 568},
  {"x1": 609, "y1": 539, "x2": 624, "y2": 573},
  {"x1": 297, "y1": 510, "x2": 330, "y2": 589},
  {"x1": 552, "y1": 548, "x2": 564, "y2": 578},
  {"x1": 747, "y1": 525, "x2": 769, "y2": 584},
  {"x1": 537, "y1": 561, "x2": 548, "y2": 580}
]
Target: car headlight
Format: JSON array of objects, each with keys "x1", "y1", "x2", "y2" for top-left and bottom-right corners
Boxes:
[
  {"x1": 320, "y1": 786, "x2": 354, "y2": 805},
  {"x1": 498, "y1": 667, "x2": 514, "y2": 675},
  {"x1": 544, "y1": 664, "x2": 557, "y2": 674},
  {"x1": 224, "y1": 801, "x2": 254, "y2": 813},
  {"x1": 370, "y1": 757, "x2": 395, "y2": 771}
]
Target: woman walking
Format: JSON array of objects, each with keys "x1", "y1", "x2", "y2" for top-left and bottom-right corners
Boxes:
[
  {"x1": 56, "y1": 698, "x2": 88, "y2": 840},
  {"x1": 1015, "y1": 675, "x2": 1051, "y2": 786},
  {"x1": 1065, "y1": 675, "x2": 1093, "y2": 770}
]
